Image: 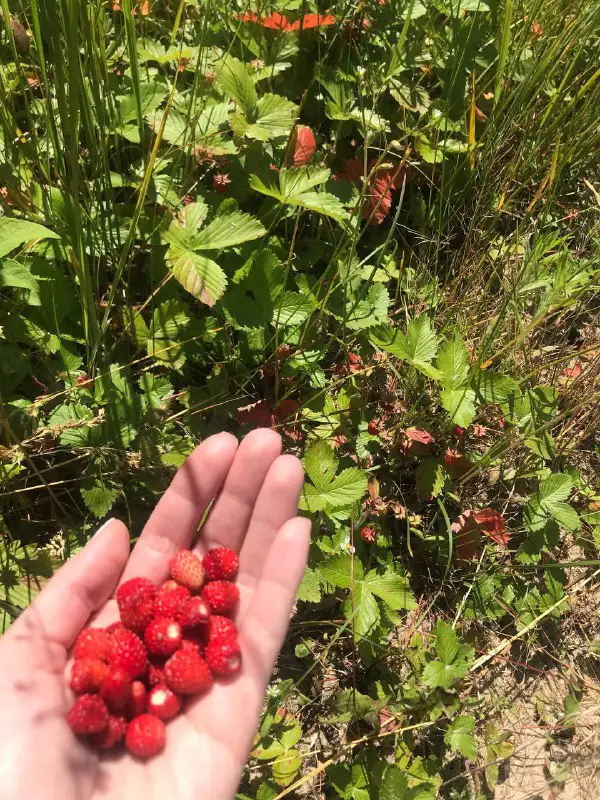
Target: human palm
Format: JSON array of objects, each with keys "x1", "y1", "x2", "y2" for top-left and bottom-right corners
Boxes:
[{"x1": 0, "y1": 430, "x2": 309, "y2": 800}]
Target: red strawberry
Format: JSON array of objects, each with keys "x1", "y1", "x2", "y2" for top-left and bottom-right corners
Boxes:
[
  {"x1": 116, "y1": 577, "x2": 156, "y2": 633},
  {"x1": 147, "y1": 664, "x2": 165, "y2": 687},
  {"x1": 181, "y1": 636, "x2": 204, "y2": 657},
  {"x1": 129, "y1": 681, "x2": 147, "y2": 717},
  {"x1": 205, "y1": 637, "x2": 241, "y2": 677},
  {"x1": 89, "y1": 715, "x2": 127, "y2": 749},
  {"x1": 105, "y1": 622, "x2": 126, "y2": 636},
  {"x1": 147, "y1": 685, "x2": 182, "y2": 720},
  {"x1": 164, "y1": 650, "x2": 213, "y2": 694},
  {"x1": 70, "y1": 658, "x2": 109, "y2": 694},
  {"x1": 125, "y1": 714, "x2": 165, "y2": 759},
  {"x1": 73, "y1": 628, "x2": 112, "y2": 662},
  {"x1": 169, "y1": 550, "x2": 205, "y2": 592},
  {"x1": 100, "y1": 666, "x2": 133, "y2": 711},
  {"x1": 109, "y1": 628, "x2": 148, "y2": 678},
  {"x1": 205, "y1": 615, "x2": 237, "y2": 642},
  {"x1": 154, "y1": 584, "x2": 190, "y2": 619},
  {"x1": 202, "y1": 581, "x2": 239, "y2": 616},
  {"x1": 67, "y1": 694, "x2": 109, "y2": 735},
  {"x1": 144, "y1": 618, "x2": 182, "y2": 657},
  {"x1": 176, "y1": 596, "x2": 211, "y2": 629},
  {"x1": 203, "y1": 547, "x2": 239, "y2": 581}
]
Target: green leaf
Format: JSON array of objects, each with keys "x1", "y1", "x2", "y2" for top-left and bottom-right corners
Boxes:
[
  {"x1": 437, "y1": 336, "x2": 470, "y2": 389},
  {"x1": 275, "y1": 292, "x2": 313, "y2": 327},
  {"x1": 472, "y1": 371, "x2": 518, "y2": 404},
  {"x1": 165, "y1": 245, "x2": 227, "y2": 307},
  {"x1": 435, "y1": 621, "x2": 460, "y2": 664},
  {"x1": 120, "y1": 82, "x2": 167, "y2": 123},
  {"x1": 363, "y1": 571, "x2": 417, "y2": 610},
  {"x1": 149, "y1": 299, "x2": 190, "y2": 340},
  {"x1": 300, "y1": 467, "x2": 367, "y2": 512},
  {"x1": 439, "y1": 388, "x2": 477, "y2": 427},
  {"x1": 415, "y1": 458, "x2": 446, "y2": 499},
  {"x1": 297, "y1": 566, "x2": 321, "y2": 602},
  {"x1": 191, "y1": 212, "x2": 266, "y2": 251},
  {"x1": 346, "y1": 285, "x2": 390, "y2": 331},
  {"x1": 404, "y1": 316, "x2": 440, "y2": 364},
  {"x1": 81, "y1": 482, "x2": 119, "y2": 519},
  {"x1": 380, "y1": 766, "x2": 409, "y2": 800},
  {"x1": 445, "y1": 715, "x2": 477, "y2": 761},
  {"x1": 217, "y1": 56, "x2": 257, "y2": 116},
  {"x1": 304, "y1": 439, "x2": 338, "y2": 489},
  {"x1": 345, "y1": 581, "x2": 380, "y2": 638},
  {"x1": 544, "y1": 501, "x2": 580, "y2": 531},
  {"x1": 271, "y1": 749, "x2": 302, "y2": 787},
  {"x1": 233, "y1": 93, "x2": 296, "y2": 141},
  {"x1": 0, "y1": 259, "x2": 39, "y2": 291},
  {"x1": 539, "y1": 473, "x2": 574, "y2": 504},
  {"x1": 319, "y1": 553, "x2": 363, "y2": 588},
  {"x1": 250, "y1": 168, "x2": 349, "y2": 223},
  {"x1": 0, "y1": 218, "x2": 60, "y2": 258}
]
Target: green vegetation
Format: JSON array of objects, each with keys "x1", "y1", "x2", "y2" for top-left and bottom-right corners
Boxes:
[{"x1": 1, "y1": 0, "x2": 600, "y2": 796}]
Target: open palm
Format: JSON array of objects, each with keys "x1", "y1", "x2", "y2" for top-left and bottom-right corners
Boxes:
[{"x1": 0, "y1": 430, "x2": 309, "y2": 800}]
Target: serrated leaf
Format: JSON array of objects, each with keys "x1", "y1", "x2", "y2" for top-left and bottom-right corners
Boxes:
[
  {"x1": 81, "y1": 482, "x2": 119, "y2": 519},
  {"x1": 250, "y1": 168, "x2": 349, "y2": 222},
  {"x1": 304, "y1": 439, "x2": 338, "y2": 488},
  {"x1": 149, "y1": 299, "x2": 190, "y2": 340},
  {"x1": 0, "y1": 259, "x2": 39, "y2": 291},
  {"x1": 297, "y1": 566, "x2": 321, "y2": 602},
  {"x1": 274, "y1": 291, "x2": 312, "y2": 327},
  {"x1": 192, "y1": 211, "x2": 266, "y2": 251},
  {"x1": 346, "y1": 284, "x2": 389, "y2": 330},
  {"x1": 435, "y1": 621, "x2": 460, "y2": 664},
  {"x1": 165, "y1": 245, "x2": 227, "y2": 306},
  {"x1": 239, "y1": 93, "x2": 296, "y2": 141},
  {"x1": 444, "y1": 715, "x2": 477, "y2": 761},
  {"x1": 271, "y1": 749, "x2": 301, "y2": 787},
  {"x1": 0, "y1": 218, "x2": 60, "y2": 258},
  {"x1": 120, "y1": 82, "x2": 168, "y2": 123},
  {"x1": 440, "y1": 388, "x2": 477, "y2": 427},
  {"x1": 380, "y1": 766, "x2": 409, "y2": 800},
  {"x1": 319, "y1": 553, "x2": 363, "y2": 588},
  {"x1": 437, "y1": 336, "x2": 470, "y2": 389},
  {"x1": 539, "y1": 473, "x2": 574, "y2": 504},
  {"x1": 415, "y1": 458, "x2": 446, "y2": 499},
  {"x1": 363, "y1": 571, "x2": 417, "y2": 610},
  {"x1": 472, "y1": 371, "x2": 518, "y2": 404},
  {"x1": 544, "y1": 501, "x2": 581, "y2": 531},
  {"x1": 345, "y1": 581, "x2": 380, "y2": 638},
  {"x1": 300, "y1": 467, "x2": 367, "y2": 512},
  {"x1": 217, "y1": 56, "x2": 256, "y2": 116},
  {"x1": 405, "y1": 316, "x2": 440, "y2": 363}
]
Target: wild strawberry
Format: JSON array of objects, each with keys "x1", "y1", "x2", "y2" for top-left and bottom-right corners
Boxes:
[
  {"x1": 144, "y1": 618, "x2": 182, "y2": 657},
  {"x1": 212, "y1": 173, "x2": 231, "y2": 193},
  {"x1": 125, "y1": 714, "x2": 166, "y2": 759},
  {"x1": 154, "y1": 584, "x2": 190, "y2": 618},
  {"x1": 205, "y1": 637, "x2": 241, "y2": 677},
  {"x1": 203, "y1": 547, "x2": 239, "y2": 581},
  {"x1": 164, "y1": 650, "x2": 213, "y2": 695},
  {"x1": 89, "y1": 715, "x2": 127, "y2": 749},
  {"x1": 129, "y1": 681, "x2": 147, "y2": 717},
  {"x1": 147, "y1": 685, "x2": 182, "y2": 720},
  {"x1": 205, "y1": 615, "x2": 237, "y2": 642},
  {"x1": 116, "y1": 577, "x2": 156, "y2": 633},
  {"x1": 147, "y1": 664, "x2": 165, "y2": 687},
  {"x1": 169, "y1": 550, "x2": 205, "y2": 592},
  {"x1": 73, "y1": 628, "x2": 112, "y2": 662},
  {"x1": 100, "y1": 666, "x2": 133, "y2": 711},
  {"x1": 69, "y1": 658, "x2": 109, "y2": 694},
  {"x1": 176, "y1": 596, "x2": 211, "y2": 629},
  {"x1": 105, "y1": 622, "x2": 126, "y2": 636},
  {"x1": 109, "y1": 628, "x2": 148, "y2": 678},
  {"x1": 202, "y1": 581, "x2": 239, "y2": 615},
  {"x1": 67, "y1": 694, "x2": 109, "y2": 735},
  {"x1": 361, "y1": 526, "x2": 376, "y2": 543},
  {"x1": 161, "y1": 579, "x2": 180, "y2": 592},
  {"x1": 181, "y1": 635, "x2": 204, "y2": 657}
]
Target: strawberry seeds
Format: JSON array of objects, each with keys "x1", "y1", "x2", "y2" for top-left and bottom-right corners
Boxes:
[{"x1": 66, "y1": 546, "x2": 241, "y2": 759}]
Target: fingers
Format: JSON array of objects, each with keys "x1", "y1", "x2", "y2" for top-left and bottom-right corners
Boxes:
[
  {"x1": 195, "y1": 428, "x2": 282, "y2": 556},
  {"x1": 239, "y1": 516, "x2": 311, "y2": 682},
  {"x1": 16, "y1": 519, "x2": 130, "y2": 649},
  {"x1": 237, "y1": 454, "x2": 305, "y2": 597},
  {"x1": 121, "y1": 432, "x2": 238, "y2": 584}
]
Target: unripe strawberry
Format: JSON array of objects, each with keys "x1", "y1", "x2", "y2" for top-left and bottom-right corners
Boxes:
[{"x1": 169, "y1": 550, "x2": 205, "y2": 592}]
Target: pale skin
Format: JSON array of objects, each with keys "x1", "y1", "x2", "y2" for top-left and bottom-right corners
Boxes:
[{"x1": 0, "y1": 429, "x2": 310, "y2": 800}]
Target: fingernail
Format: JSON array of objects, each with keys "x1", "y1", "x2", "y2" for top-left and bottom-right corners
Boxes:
[{"x1": 94, "y1": 517, "x2": 117, "y2": 538}]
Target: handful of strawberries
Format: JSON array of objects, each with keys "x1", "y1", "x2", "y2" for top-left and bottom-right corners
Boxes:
[{"x1": 66, "y1": 546, "x2": 241, "y2": 759}]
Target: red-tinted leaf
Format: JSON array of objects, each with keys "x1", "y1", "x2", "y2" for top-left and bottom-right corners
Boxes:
[
  {"x1": 451, "y1": 510, "x2": 482, "y2": 560},
  {"x1": 238, "y1": 11, "x2": 259, "y2": 22},
  {"x1": 237, "y1": 400, "x2": 274, "y2": 428},
  {"x1": 285, "y1": 125, "x2": 316, "y2": 167},
  {"x1": 473, "y1": 508, "x2": 509, "y2": 546},
  {"x1": 275, "y1": 398, "x2": 300, "y2": 421},
  {"x1": 562, "y1": 361, "x2": 582, "y2": 379},
  {"x1": 471, "y1": 424, "x2": 488, "y2": 437},
  {"x1": 289, "y1": 13, "x2": 336, "y2": 30},
  {"x1": 444, "y1": 448, "x2": 472, "y2": 478},
  {"x1": 260, "y1": 12, "x2": 292, "y2": 30},
  {"x1": 405, "y1": 428, "x2": 434, "y2": 445}
]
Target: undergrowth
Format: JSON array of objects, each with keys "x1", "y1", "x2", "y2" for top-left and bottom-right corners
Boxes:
[{"x1": 1, "y1": 0, "x2": 600, "y2": 796}]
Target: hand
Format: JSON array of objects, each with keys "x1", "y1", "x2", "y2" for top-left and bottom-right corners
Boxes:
[{"x1": 0, "y1": 430, "x2": 309, "y2": 800}]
